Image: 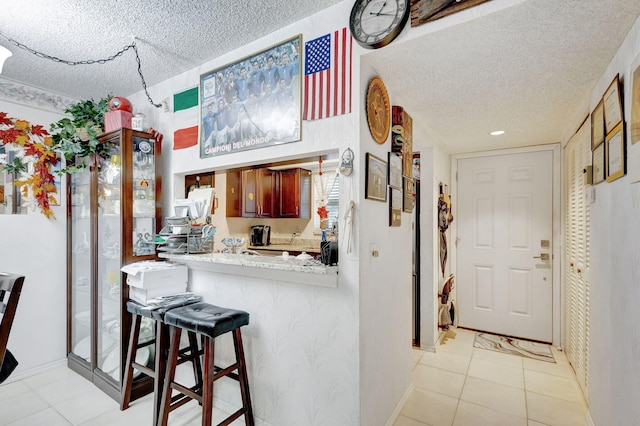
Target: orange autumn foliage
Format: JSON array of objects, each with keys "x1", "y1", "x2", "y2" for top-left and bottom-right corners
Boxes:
[{"x1": 0, "y1": 112, "x2": 59, "y2": 219}]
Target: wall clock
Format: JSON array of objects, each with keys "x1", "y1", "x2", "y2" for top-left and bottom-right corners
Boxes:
[
  {"x1": 366, "y1": 76, "x2": 391, "y2": 144},
  {"x1": 350, "y1": 0, "x2": 410, "y2": 49}
]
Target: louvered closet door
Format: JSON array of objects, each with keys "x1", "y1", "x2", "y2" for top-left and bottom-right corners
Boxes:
[{"x1": 563, "y1": 120, "x2": 590, "y2": 397}]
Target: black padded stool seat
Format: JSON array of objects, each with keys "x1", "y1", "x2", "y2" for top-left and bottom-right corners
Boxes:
[
  {"x1": 120, "y1": 299, "x2": 203, "y2": 425},
  {"x1": 164, "y1": 302, "x2": 249, "y2": 338},
  {"x1": 159, "y1": 302, "x2": 254, "y2": 426}
]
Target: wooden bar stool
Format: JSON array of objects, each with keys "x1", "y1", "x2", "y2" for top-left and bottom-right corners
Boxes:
[
  {"x1": 158, "y1": 302, "x2": 254, "y2": 426},
  {"x1": 120, "y1": 300, "x2": 203, "y2": 425}
]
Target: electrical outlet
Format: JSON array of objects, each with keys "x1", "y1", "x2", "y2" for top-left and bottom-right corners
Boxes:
[{"x1": 162, "y1": 97, "x2": 171, "y2": 113}]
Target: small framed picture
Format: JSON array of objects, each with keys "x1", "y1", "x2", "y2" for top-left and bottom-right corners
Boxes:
[
  {"x1": 365, "y1": 153, "x2": 388, "y2": 202},
  {"x1": 603, "y1": 74, "x2": 623, "y2": 134},
  {"x1": 592, "y1": 142, "x2": 605, "y2": 185},
  {"x1": 389, "y1": 187, "x2": 401, "y2": 226},
  {"x1": 388, "y1": 152, "x2": 402, "y2": 189},
  {"x1": 591, "y1": 99, "x2": 605, "y2": 151},
  {"x1": 403, "y1": 177, "x2": 414, "y2": 212},
  {"x1": 606, "y1": 122, "x2": 625, "y2": 182}
]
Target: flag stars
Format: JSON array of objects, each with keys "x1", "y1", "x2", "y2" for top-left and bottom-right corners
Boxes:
[{"x1": 305, "y1": 34, "x2": 331, "y2": 74}]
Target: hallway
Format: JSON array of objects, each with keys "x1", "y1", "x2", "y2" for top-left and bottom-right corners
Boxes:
[{"x1": 397, "y1": 328, "x2": 589, "y2": 426}]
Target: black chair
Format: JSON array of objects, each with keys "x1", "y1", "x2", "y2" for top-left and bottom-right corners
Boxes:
[
  {"x1": 158, "y1": 302, "x2": 254, "y2": 426},
  {"x1": 0, "y1": 272, "x2": 24, "y2": 383},
  {"x1": 120, "y1": 299, "x2": 203, "y2": 425}
]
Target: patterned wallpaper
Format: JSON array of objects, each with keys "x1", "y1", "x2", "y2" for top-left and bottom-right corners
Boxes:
[
  {"x1": 189, "y1": 268, "x2": 359, "y2": 425},
  {"x1": 0, "y1": 77, "x2": 77, "y2": 112}
]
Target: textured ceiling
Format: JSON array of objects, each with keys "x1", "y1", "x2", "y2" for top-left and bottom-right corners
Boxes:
[
  {"x1": 365, "y1": 0, "x2": 640, "y2": 153},
  {"x1": 0, "y1": 0, "x2": 342, "y2": 101},
  {"x1": 1, "y1": 0, "x2": 639, "y2": 154}
]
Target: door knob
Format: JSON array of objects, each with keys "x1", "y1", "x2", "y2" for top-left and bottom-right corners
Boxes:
[{"x1": 533, "y1": 253, "x2": 550, "y2": 261}]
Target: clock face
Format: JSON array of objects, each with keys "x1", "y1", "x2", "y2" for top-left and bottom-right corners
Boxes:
[{"x1": 350, "y1": 0, "x2": 410, "y2": 49}]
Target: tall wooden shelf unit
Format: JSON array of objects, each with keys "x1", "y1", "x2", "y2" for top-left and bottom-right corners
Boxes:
[{"x1": 66, "y1": 129, "x2": 162, "y2": 402}]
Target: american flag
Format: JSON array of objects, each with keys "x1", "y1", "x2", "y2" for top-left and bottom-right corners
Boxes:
[{"x1": 303, "y1": 28, "x2": 353, "y2": 121}]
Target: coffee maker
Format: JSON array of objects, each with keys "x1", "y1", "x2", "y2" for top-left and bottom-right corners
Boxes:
[{"x1": 250, "y1": 225, "x2": 271, "y2": 246}]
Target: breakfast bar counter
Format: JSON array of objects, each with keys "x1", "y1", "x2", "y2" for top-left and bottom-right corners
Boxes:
[{"x1": 156, "y1": 251, "x2": 357, "y2": 425}]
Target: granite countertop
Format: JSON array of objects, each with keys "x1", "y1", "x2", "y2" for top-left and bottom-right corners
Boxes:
[{"x1": 159, "y1": 252, "x2": 336, "y2": 275}]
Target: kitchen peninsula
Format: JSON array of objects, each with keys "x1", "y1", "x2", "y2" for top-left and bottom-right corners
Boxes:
[{"x1": 157, "y1": 251, "x2": 355, "y2": 425}]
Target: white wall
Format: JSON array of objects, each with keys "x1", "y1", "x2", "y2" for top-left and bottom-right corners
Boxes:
[
  {"x1": 0, "y1": 97, "x2": 68, "y2": 376},
  {"x1": 357, "y1": 62, "x2": 413, "y2": 425},
  {"x1": 576, "y1": 14, "x2": 640, "y2": 426}
]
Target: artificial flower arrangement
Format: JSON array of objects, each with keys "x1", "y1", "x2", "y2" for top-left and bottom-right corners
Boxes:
[
  {"x1": 0, "y1": 112, "x2": 58, "y2": 218},
  {"x1": 0, "y1": 96, "x2": 112, "y2": 219},
  {"x1": 317, "y1": 204, "x2": 329, "y2": 219}
]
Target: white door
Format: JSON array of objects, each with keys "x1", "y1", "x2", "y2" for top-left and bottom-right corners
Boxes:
[{"x1": 456, "y1": 150, "x2": 553, "y2": 342}]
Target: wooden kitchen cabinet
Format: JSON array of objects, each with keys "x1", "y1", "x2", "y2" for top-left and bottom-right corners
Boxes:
[
  {"x1": 226, "y1": 170, "x2": 242, "y2": 217},
  {"x1": 241, "y1": 168, "x2": 275, "y2": 217},
  {"x1": 226, "y1": 167, "x2": 312, "y2": 218},
  {"x1": 278, "y1": 168, "x2": 311, "y2": 218}
]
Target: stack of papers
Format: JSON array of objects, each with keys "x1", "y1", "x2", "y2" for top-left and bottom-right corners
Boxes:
[
  {"x1": 173, "y1": 198, "x2": 207, "y2": 219},
  {"x1": 121, "y1": 261, "x2": 189, "y2": 304}
]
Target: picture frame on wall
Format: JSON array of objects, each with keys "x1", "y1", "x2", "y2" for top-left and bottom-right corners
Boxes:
[
  {"x1": 606, "y1": 122, "x2": 625, "y2": 182},
  {"x1": 365, "y1": 153, "x2": 388, "y2": 202},
  {"x1": 403, "y1": 176, "x2": 414, "y2": 213},
  {"x1": 410, "y1": 0, "x2": 491, "y2": 28},
  {"x1": 603, "y1": 74, "x2": 623, "y2": 134},
  {"x1": 199, "y1": 35, "x2": 302, "y2": 158},
  {"x1": 592, "y1": 142, "x2": 605, "y2": 185},
  {"x1": 389, "y1": 187, "x2": 402, "y2": 226},
  {"x1": 388, "y1": 152, "x2": 402, "y2": 189},
  {"x1": 591, "y1": 99, "x2": 605, "y2": 151},
  {"x1": 632, "y1": 59, "x2": 640, "y2": 144},
  {"x1": 391, "y1": 105, "x2": 413, "y2": 177}
]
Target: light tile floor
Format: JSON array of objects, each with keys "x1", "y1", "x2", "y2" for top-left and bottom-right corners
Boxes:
[
  {"x1": 0, "y1": 364, "x2": 242, "y2": 426},
  {"x1": 396, "y1": 328, "x2": 589, "y2": 426},
  {"x1": 0, "y1": 328, "x2": 588, "y2": 425}
]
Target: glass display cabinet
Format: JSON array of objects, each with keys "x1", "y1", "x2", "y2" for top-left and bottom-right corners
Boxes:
[{"x1": 66, "y1": 128, "x2": 162, "y2": 402}]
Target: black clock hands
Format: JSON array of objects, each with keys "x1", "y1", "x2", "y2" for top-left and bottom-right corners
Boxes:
[{"x1": 372, "y1": 1, "x2": 388, "y2": 16}]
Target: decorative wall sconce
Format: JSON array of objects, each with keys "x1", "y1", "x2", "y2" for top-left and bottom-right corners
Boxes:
[{"x1": 339, "y1": 148, "x2": 354, "y2": 176}]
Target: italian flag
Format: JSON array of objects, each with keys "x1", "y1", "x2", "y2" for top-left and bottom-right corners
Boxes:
[{"x1": 173, "y1": 87, "x2": 199, "y2": 150}]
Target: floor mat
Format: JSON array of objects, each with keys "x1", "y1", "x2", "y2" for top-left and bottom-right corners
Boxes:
[{"x1": 473, "y1": 332, "x2": 555, "y2": 363}]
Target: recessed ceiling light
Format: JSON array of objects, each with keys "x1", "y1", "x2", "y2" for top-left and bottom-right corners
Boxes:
[{"x1": 490, "y1": 130, "x2": 505, "y2": 136}]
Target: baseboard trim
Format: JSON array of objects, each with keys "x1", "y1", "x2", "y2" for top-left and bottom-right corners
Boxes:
[
  {"x1": 3, "y1": 358, "x2": 67, "y2": 384},
  {"x1": 385, "y1": 383, "x2": 414, "y2": 426}
]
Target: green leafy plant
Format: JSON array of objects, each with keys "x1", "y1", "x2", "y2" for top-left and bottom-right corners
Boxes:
[{"x1": 50, "y1": 96, "x2": 111, "y2": 173}]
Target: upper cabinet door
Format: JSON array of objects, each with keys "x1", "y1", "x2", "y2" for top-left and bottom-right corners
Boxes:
[
  {"x1": 279, "y1": 168, "x2": 311, "y2": 218},
  {"x1": 257, "y1": 169, "x2": 275, "y2": 218},
  {"x1": 241, "y1": 169, "x2": 257, "y2": 217},
  {"x1": 241, "y1": 168, "x2": 275, "y2": 217}
]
